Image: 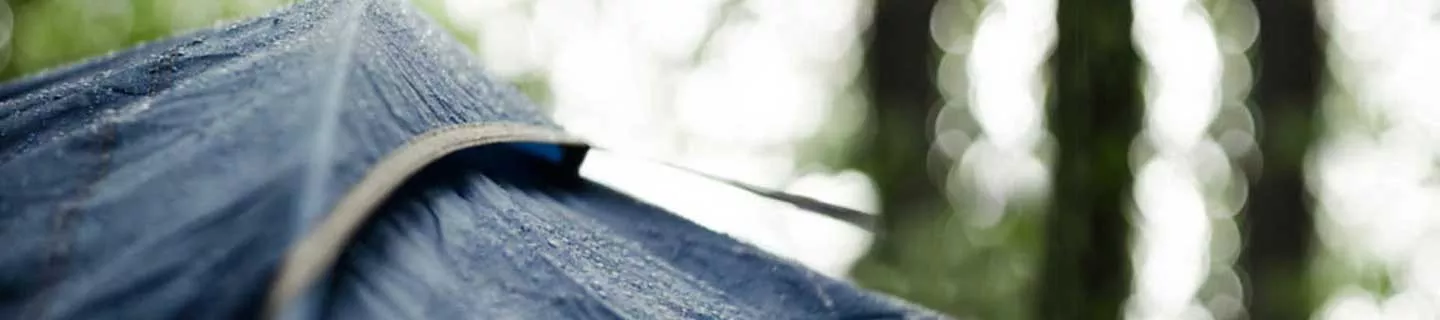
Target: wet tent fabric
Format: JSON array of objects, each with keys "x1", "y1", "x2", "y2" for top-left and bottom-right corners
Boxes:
[
  {"x1": 320, "y1": 145, "x2": 933, "y2": 319},
  {"x1": 0, "y1": 0, "x2": 939, "y2": 319}
]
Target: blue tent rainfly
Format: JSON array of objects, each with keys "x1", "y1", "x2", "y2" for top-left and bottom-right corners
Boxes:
[{"x1": 0, "y1": 0, "x2": 942, "y2": 319}]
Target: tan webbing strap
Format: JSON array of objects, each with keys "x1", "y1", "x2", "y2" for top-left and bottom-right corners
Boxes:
[
  {"x1": 264, "y1": 123, "x2": 585, "y2": 319},
  {"x1": 264, "y1": 124, "x2": 877, "y2": 318}
]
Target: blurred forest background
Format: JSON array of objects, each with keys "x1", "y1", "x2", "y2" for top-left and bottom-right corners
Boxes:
[{"x1": 3, "y1": 0, "x2": 1439, "y2": 319}]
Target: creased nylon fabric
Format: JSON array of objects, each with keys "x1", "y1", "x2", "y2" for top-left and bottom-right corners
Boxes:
[{"x1": 0, "y1": 0, "x2": 942, "y2": 318}]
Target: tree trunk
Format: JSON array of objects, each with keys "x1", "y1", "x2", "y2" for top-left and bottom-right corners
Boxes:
[
  {"x1": 849, "y1": 0, "x2": 951, "y2": 312},
  {"x1": 855, "y1": 0, "x2": 941, "y2": 230},
  {"x1": 1240, "y1": 0, "x2": 1324, "y2": 318},
  {"x1": 1037, "y1": 0, "x2": 1140, "y2": 318}
]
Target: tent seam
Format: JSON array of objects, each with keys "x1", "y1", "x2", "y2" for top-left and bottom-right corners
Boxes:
[{"x1": 25, "y1": 118, "x2": 118, "y2": 319}]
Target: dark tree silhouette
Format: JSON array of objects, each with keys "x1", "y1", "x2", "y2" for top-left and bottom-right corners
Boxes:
[
  {"x1": 1038, "y1": 0, "x2": 1140, "y2": 318},
  {"x1": 848, "y1": 0, "x2": 955, "y2": 314},
  {"x1": 853, "y1": 0, "x2": 941, "y2": 226},
  {"x1": 1240, "y1": 0, "x2": 1324, "y2": 318}
]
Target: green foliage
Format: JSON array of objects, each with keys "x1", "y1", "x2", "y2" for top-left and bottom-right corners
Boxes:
[
  {"x1": 852, "y1": 198, "x2": 1046, "y2": 319},
  {"x1": 0, "y1": 0, "x2": 483, "y2": 81},
  {"x1": 0, "y1": 0, "x2": 293, "y2": 79}
]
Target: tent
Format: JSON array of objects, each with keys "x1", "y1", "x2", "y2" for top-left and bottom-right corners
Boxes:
[{"x1": 0, "y1": 0, "x2": 941, "y2": 318}]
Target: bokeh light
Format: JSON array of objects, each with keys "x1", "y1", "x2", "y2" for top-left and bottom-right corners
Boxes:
[
  {"x1": 928, "y1": 0, "x2": 1054, "y2": 317},
  {"x1": 439, "y1": 0, "x2": 879, "y2": 278},
  {"x1": 1127, "y1": 0, "x2": 1256, "y2": 319},
  {"x1": 1313, "y1": 0, "x2": 1440, "y2": 318}
]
